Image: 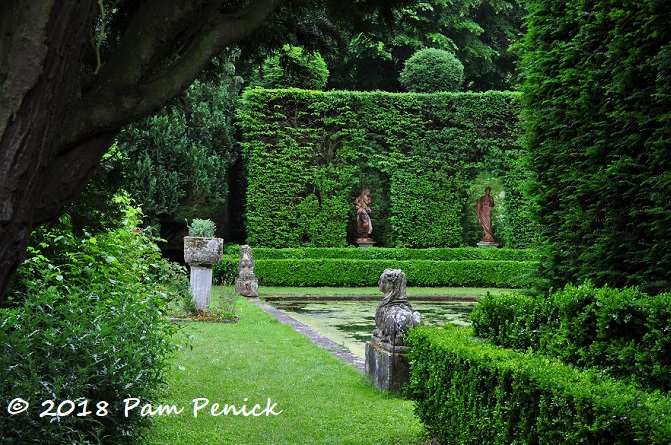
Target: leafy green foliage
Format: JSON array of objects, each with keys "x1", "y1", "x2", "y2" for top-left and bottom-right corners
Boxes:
[
  {"x1": 64, "y1": 146, "x2": 128, "y2": 236},
  {"x1": 252, "y1": 45, "x2": 330, "y2": 90},
  {"x1": 1, "y1": 202, "x2": 189, "y2": 444},
  {"x1": 471, "y1": 283, "x2": 671, "y2": 393},
  {"x1": 238, "y1": 88, "x2": 531, "y2": 248},
  {"x1": 327, "y1": 0, "x2": 525, "y2": 91},
  {"x1": 116, "y1": 53, "x2": 241, "y2": 231},
  {"x1": 399, "y1": 48, "x2": 464, "y2": 92},
  {"x1": 187, "y1": 218, "x2": 217, "y2": 237},
  {"x1": 520, "y1": 0, "x2": 671, "y2": 294},
  {"x1": 407, "y1": 325, "x2": 671, "y2": 445}
]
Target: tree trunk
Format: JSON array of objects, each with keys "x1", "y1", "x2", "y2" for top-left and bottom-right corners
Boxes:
[
  {"x1": 0, "y1": 0, "x2": 97, "y2": 301},
  {"x1": 0, "y1": 0, "x2": 290, "y2": 304}
]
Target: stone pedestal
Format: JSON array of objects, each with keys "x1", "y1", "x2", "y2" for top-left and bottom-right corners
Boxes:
[
  {"x1": 356, "y1": 238, "x2": 376, "y2": 248},
  {"x1": 235, "y1": 278, "x2": 258, "y2": 297},
  {"x1": 190, "y1": 266, "x2": 213, "y2": 311},
  {"x1": 477, "y1": 240, "x2": 500, "y2": 248},
  {"x1": 184, "y1": 236, "x2": 223, "y2": 312},
  {"x1": 365, "y1": 341, "x2": 411, "y2": 393}
]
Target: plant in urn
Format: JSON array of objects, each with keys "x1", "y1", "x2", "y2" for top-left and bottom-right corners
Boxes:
[{"x1": 184, "y1": 219, "x2": 223, "y2": 311}]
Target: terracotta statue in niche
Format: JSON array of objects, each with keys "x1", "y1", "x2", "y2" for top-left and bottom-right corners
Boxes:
[
  {"x1": 354, "y1": 188, "x2": 373, "y2": 241},
  {"x1": 476, "y1": 186, "x2": 496, "y2": 244}
]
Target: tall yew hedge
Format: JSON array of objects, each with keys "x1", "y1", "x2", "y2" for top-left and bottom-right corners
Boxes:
[
  {"x1": 238, "y1": 88, "x2": 532, "y2": 248},
  {"x1": 521, "y1": 0, "x2": 671, "y2": 293}
]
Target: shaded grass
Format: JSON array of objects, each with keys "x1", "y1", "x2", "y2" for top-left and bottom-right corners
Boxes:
[
  {"x1": 145, "y1": 297, "x2": 427, "y2": 445},
  {"x1": 166, "y1": 286, "x2": 240, "y2": 321}
]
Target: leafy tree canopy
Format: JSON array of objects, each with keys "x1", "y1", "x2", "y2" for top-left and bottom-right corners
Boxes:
[
  {"x1": 116, "y1": 51, "x2": 242, "y2": 231},
  {"x1": 327, "y1": 0, "x2": 526, "y2": 91},
  {"x1": 0, "y1": 0, "x2": 418, "y2": 303},
  {"x1": 251, "y1": 45, "x2": 330, "y2": 90}
]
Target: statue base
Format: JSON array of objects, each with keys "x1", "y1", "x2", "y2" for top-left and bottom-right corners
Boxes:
[
  {"x1": 477, "y1": 240, "x2": 499, "y2": 248},
  {"x1": 356, "y1": 238, "x2": 376, "y2": 248},
  {"x1": 235, "y1": 278, "x2": 258, "y2": 297},
  {"x1": 365, "y1": 341, "x2": 410, "y2": 393}
]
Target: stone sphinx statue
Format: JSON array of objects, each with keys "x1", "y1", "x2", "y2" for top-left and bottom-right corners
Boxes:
[
  {"x1": 371, "y1": 269, "x2": 421, "y2": 352},
  {"x1": 235, "y1": 245, "x2": 258, "y2": 297}
]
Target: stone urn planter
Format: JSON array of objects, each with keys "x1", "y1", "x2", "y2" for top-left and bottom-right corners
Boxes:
[{"x1": 184, "y1": 219, "x2": 223, "y2": 311}]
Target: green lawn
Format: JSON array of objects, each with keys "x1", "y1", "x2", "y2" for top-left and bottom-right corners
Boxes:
[{"x1": 146, "y1": 296, "x2": 427, "y2": 445}]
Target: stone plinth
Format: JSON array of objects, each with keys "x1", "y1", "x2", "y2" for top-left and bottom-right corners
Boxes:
[
  {"x1": 477, "y1": 240, "x2": 499, "y2": 248},
  {"x1": 184, "y1": 236, "x2": 223, "y2": 311},
  {"x1": 365, "y1": 341, "x2": 410, "y2": 393},
  {"x1": 190, "y1": 266, "x2": 213, "y2": 311},
  {"x1": 235, "y1": 278, "x2": 258, "y2": 297},
  {"x1": 356, "y1": 238, "x2": 376, "y2": 248}
]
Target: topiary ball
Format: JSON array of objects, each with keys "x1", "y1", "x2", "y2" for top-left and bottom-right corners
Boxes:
[{"x1": 399, "y1": 48, "x2": 464, "y2": 93}]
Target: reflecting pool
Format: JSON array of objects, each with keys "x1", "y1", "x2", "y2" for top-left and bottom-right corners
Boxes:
[{"x1": 267, "y1": 299, "x2": 477, "y2": 358}]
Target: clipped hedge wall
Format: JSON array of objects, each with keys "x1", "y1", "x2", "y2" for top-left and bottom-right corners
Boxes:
[
  {"x1": 214, "y1": 247, "x2": 539, "y2": 287},
  {"x1": 222, "y1": 245, "x2": 538, "y2": 260},
  {"x1": 238, "y1": 88, "x2": 532, "y2": 248},
  {"x1": 407, "y1": 325, "x2": 671, "y2": 445},
  {"x1": 521, "y1": 0, "x2": 671, "y2": 293},
  {"x1": 470, "y1": 283, "x2": 671, "y2": 393}
]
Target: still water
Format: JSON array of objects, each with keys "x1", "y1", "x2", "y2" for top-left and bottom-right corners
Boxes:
[{"x1": 267, "y1": 299, "x2": 477, "y2": 358}]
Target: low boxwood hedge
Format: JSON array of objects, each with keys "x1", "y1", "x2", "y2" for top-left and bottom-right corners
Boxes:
[
  {"x1": 213, "y1": 258, "x2": 537, "y2": 288},
  {"x1": 470, "y1": 283, "x2": 671, "y2": 392},
  {"x1": 406, "y1": 325, "x2": 671, "y2": 445},
  {"x1": 222, "y1": 246, "x2": 538, "y2": 261}
]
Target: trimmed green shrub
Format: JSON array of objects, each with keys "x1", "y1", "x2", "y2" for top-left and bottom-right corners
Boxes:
[
  {"x1": 520, "y1": 0, "x2": 671, "y2": 294},
  {"x1": 471, "y1": 283, "x2": 671, "y2": 393},
  {"x1": 215, "y1": 257, "x2": 537, "y2": 288},
  {"x1": 399, "y1": 48, "x2": 464, "y2": 93},
  {"x1": 0, "y1": 205, "x2": 188, "y2": 444},
  {"x1": 238, "y1": 88, "x2": 532, "y2": 248},
  {"x1": 407, "y1": 325, "x2": 671, "y2": 445},
  {"x1": 222, "y1": 246, "x2": 539, "y2": 260}
]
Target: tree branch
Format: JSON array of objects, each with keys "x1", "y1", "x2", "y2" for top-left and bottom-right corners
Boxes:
[
  {"x1": 62, "y1": 0, "x2": 288, "y2": 147},
  {"x1": 34, "y1": 0, "x2": 287, "y2": 226},
  {"x1": 93, "y1": 0, "x2": 204, "y2": 88}
]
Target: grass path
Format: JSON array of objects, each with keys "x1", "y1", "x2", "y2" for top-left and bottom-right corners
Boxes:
[{"x1": 145, "y1": 297, "x2": 427, "y2": 445}]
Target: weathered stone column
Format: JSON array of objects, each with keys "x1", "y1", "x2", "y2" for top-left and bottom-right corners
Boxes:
[{"x1": 184, "y1": 236, "x2": 223, "y2": 311}]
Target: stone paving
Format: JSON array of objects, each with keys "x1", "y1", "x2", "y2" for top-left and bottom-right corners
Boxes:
[{"x1": 250, "y1": 299, "x2": 366, "y2": 373}]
